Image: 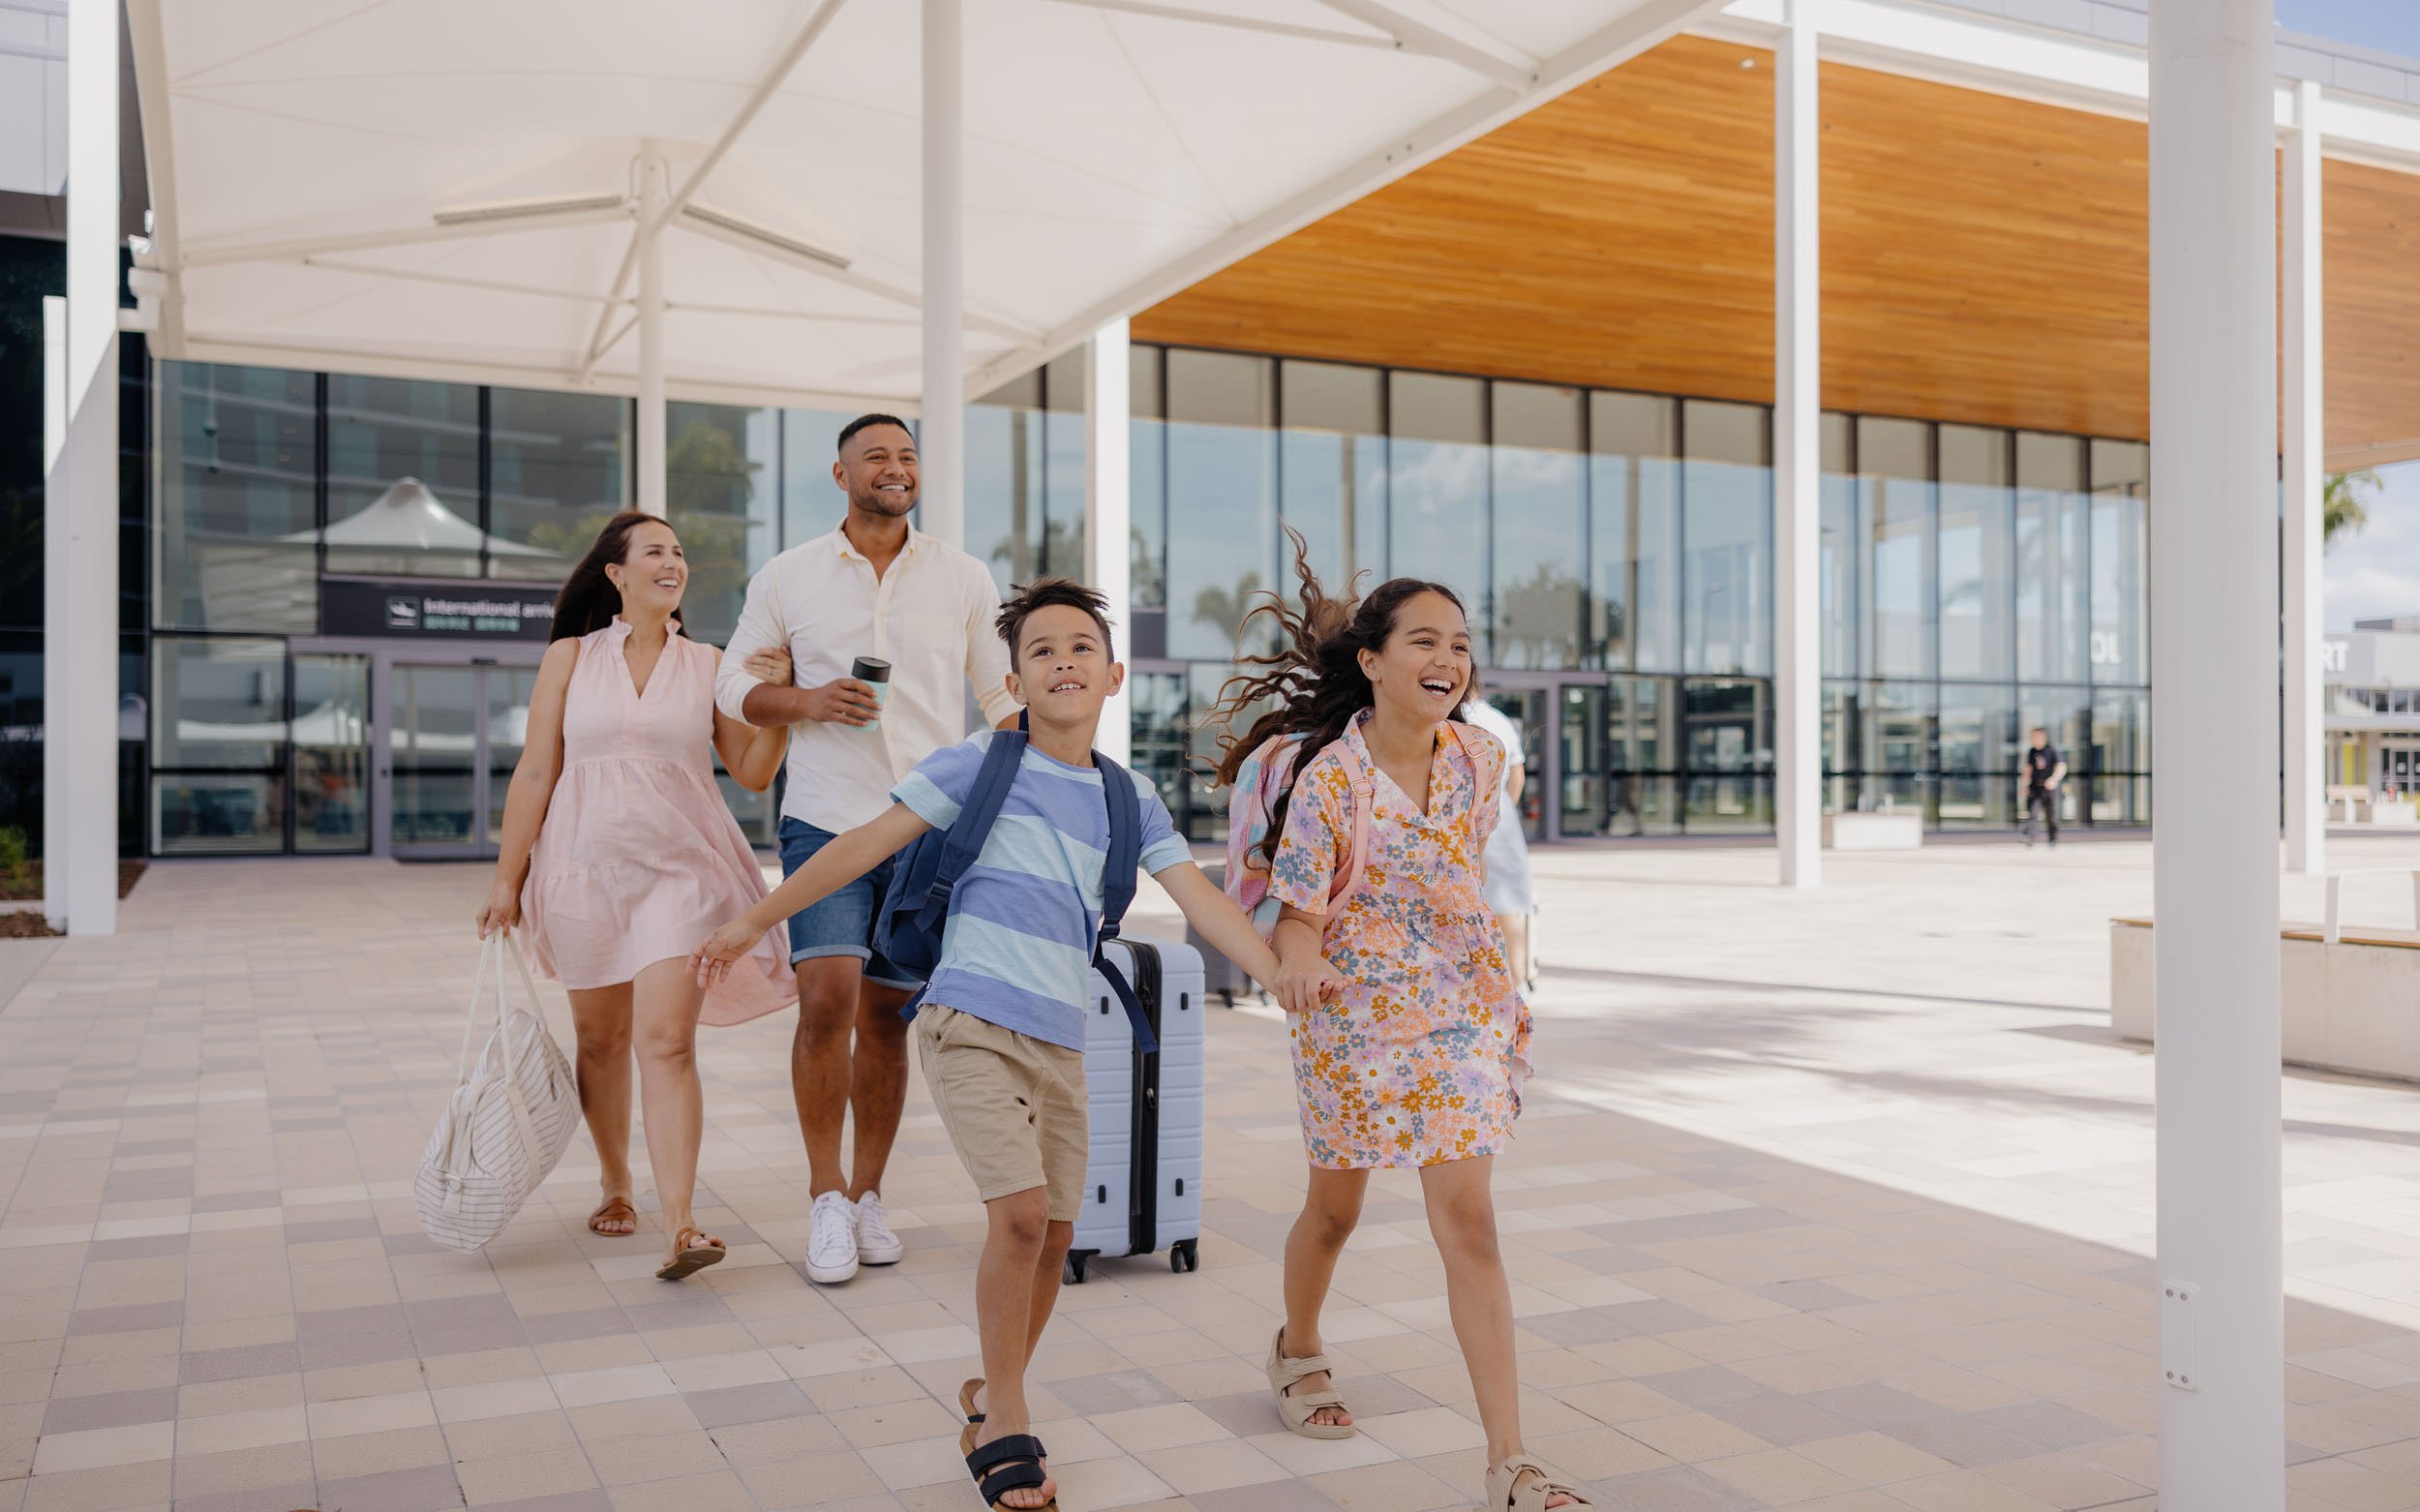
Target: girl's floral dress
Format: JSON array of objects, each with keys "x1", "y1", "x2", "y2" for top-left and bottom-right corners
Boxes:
[{"x1": 1268, "y1": 710, "x2": 1533, "y2": 1170}]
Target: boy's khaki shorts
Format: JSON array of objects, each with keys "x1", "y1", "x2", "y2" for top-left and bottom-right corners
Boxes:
[{"x1": 913, "y1": 1004, "x2": 1089, "y2": 1223}]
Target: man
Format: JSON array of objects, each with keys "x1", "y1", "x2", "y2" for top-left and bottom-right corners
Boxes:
[
  {"x1": 2020, "y1": 725, "x2": 2068, "y2": 848},
  {"x1": 716, "y1": 414, "x2": 1017, "y2": 1285}
]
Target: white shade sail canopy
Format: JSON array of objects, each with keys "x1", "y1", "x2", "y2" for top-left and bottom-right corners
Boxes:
[
  {"x1": 127, "y1": 0, "x2": 1720, "y2": 409},
  {"x1": 302, "y1": 477, "x2": 556, "y2": 559}
]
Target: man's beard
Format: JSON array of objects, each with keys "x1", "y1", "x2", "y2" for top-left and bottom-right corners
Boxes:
[{"x1": 853, "y1": 486, "x2": 918, "y2": 519}]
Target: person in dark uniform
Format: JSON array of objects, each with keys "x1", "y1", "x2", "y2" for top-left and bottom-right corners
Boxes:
[{"x1": 2020, "y1": 726, "x2": 2068, "y2": 847}]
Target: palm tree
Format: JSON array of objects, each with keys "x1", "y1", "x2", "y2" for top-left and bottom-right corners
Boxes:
[{"x1": 2325, "y1": 469, "x2": 2381, "y2": 547}]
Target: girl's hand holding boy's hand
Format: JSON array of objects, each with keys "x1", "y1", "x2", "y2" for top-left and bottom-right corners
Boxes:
[
  {"x1": 1276, "y1": 949, "x2": 1349, "y2": 1014},
  {"x1": 690, "y1": 917, "x2": 766, "y2": 987}
]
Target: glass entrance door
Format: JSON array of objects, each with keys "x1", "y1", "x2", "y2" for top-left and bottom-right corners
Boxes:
[
  {"x1": 389, "y1": 664, "x2": 485, "y2": 856},
  {"x1": 1476, "y1": 683, "x2": 1551, "y2": 840},
  {"x1": 2384, "y1": 742, "x2": 2420, "y2": 799}
]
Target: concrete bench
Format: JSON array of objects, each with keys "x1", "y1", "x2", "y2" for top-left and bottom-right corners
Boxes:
[
  {"x1": 2111, "y1": 868, "x2": 2420, "y2": 1083},
  {"x1": 1824, "y1": 811, "x2": 1923, "y2": 851}
]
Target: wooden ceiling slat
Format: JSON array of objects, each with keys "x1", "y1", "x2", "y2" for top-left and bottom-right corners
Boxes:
[{"x1": 1134, "y1": 32, "x2": 2420, "y2": 463}]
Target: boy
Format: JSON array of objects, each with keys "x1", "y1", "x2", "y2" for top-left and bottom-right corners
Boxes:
[{"x1": 694, "y1": 579, "x2": 1340, "y2": 1511}]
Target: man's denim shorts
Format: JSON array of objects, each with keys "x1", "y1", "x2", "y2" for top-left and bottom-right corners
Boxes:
[{"x1": 776, "y1": 817, "x2": 919, "y2": 990}]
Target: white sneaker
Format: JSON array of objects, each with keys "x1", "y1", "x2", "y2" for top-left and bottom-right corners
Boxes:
[
  {"x1": 855, "y1": 1191, "x2": 905, "y2": 1266},
  {"x1": 804, "y1": 1191, "x2": 860, "y2": 1285}
]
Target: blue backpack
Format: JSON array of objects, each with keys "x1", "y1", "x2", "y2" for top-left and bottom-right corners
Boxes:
[{"x1": 875, "y1": 714, "x2": 1158, "y2": 1052}]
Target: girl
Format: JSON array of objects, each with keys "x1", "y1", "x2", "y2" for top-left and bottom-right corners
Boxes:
[
  {"x1": 1214, "y1": 555, "x2": 1591, "y2": 1512},
  {"x1": 476, "y1": 511, "x2": 798, "y2": 1281}
]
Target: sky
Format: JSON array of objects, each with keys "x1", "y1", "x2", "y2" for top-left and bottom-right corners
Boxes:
[
  {"x1": 2281, "y1": 3, "x2": 2420, "y2": 629},
  {"x1": 2277, "y1": 0, "x2": 2420, "y2": 58},
  {"x1": 2325, "y1": 462, "x2": 2420, "y2": 630}
]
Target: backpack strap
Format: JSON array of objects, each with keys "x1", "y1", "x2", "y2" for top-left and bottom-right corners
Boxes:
[
  {"x1": 1323, "y1": 737, "x2": 1379, "y2": 923},
  {"x1": 1090, "y1": 749, "x2": 1157, "y2": 1055},
  {"x1": 912, "y1": 713, "x2": 1031, "y2": 943}
]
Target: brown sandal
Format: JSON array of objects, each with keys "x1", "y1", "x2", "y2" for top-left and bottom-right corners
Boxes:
[
  {"x1": 654, "y1": 1225, "x2": 725, "y2": 1281},
  {"x1": 587, "y1": 1197, "x2": 637, "y2": 1236}
]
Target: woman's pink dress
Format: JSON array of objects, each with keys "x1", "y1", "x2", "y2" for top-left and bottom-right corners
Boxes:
[{"x1": 519, "y1": 618, "x2": 796, "y2": 1026}]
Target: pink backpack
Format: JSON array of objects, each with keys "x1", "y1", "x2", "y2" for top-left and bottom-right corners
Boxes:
[
  {"x1": 1223, "y1": 723, "x2": 1486, "y2": 940},
  {"x1": 1224, "y1": 735, "x2": 1377, "y2": 940}
]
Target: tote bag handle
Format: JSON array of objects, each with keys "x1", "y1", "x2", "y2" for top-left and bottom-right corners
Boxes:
[{"x1": 455, "y1": 931, "x2": 549, "y2": 1087}]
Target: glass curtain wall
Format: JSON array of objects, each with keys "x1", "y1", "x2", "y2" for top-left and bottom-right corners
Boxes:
[
  {"x1": 2090, "y1": 438, "x2": 2152, "y2": 822},
  {"x1": 141, "y1": 347, "x2": 2156, "y2": 854},
  {"x1": 1388, "y1": 373, "x2": 1490, "y2": 639},
  {"x1": 1491, "y1": 382, "x2": 1587, "y2": 670},
  {"x1": 1589, "y1": 392, "x2": 1679, "y2": 673},
  {"x1": 1164, "y1": 351, "x2": 1277, "y2": 659},
  {"x1": 1278, "y1": 360, "x2": 1387, "y2": 592},
  {"x1": 1108, "y1": 345, "x2": 2152, "y2": 840},
  {"x1": 155, "y1": 363, "x2": 318, "y2": 634},
  {"x1": 145, "y1": 358, "x2": 921, "y2": 856}
]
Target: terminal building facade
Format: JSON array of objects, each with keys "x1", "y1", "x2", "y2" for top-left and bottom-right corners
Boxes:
[
  {"x1": 7, "y1": 5, "x2": 2420, "y2": 861},
  {"x1": 117, "y1": 342, "x2": 2151, "y2": 859}
]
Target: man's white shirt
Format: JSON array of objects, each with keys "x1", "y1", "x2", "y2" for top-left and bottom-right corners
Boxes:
[{"x1": 714, "y1": 523, "x2": 1016, "y2": 833}]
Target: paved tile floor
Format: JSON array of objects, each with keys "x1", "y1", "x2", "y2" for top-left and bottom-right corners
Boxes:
[{"x1": 5, "y1": 838, "x2": 2420, "y2": 1510}]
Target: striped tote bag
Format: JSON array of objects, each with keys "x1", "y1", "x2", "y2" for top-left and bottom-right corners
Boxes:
[{"x1": 414, "y1": 932, "x2": 581, "y2": 1252}]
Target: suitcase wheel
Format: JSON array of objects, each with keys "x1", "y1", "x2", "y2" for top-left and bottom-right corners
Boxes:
[
  {"x1": 1064, "y1": 1250, "x2": 1095, "y2": 1286},
  {"x1": 1170, "y1": 1239, "x2": 1198, "y2": 1274}
]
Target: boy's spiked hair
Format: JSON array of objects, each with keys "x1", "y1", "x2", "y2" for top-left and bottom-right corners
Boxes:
[{"x1": 996, "y1": 577, "x2": 1116, "y2": 662}]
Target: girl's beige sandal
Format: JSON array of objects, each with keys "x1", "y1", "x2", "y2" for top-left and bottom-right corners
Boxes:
[
  {"x1": 1265, "y1": 1325, "x2": 1355, "y2": 1439},
  {"x1": 1487, "y1": 1455, "x2": 1595, "y2": 1510}
]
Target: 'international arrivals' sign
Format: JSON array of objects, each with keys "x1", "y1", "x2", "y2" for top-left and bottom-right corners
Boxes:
[{"x1": 322, "y1": 576, "x2": 559, "y2": 642}]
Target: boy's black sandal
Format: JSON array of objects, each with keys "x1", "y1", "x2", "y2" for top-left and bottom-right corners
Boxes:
[{"x1": 966, "y1": 1433, "x2": 1055, "y2": 1509}]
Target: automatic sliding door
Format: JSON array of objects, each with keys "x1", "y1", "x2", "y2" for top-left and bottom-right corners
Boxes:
[
  {"x1": 293, "y1": 654, "x2": 371, "y2": 853},
  {"x1": 391, "y1": 664, "x2": 483, "y2": 855},
  {"x1": 1558, "y1": 684, "x2": 1607, "y2": 836},
  {"x1": 485, "y1": 668, "x2": 537, "y2": 849},
  {"x1": 1476, "y1": 686, "x2": 1550, "y2": 841}
]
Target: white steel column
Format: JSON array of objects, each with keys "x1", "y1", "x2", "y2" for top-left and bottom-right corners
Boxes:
[
  {"x1": 2283, "y1": 77, "x2": 2325, "y2": 877},
  {"x1": 63, "y1": 0, "x2": 120, "y2": 937},
  {"x1": 42, "y1": 297, "x2": 68, "y2": 933},
  {"x1": 2150, "y1": 0, "x2": 2283, "y2": 1504},
  {"x1": 1086, "y1": 318, "x2": 1134, "y2": 767},
  {"x1": 1773, "y1": 0, "x2": 1821, "y2": 889},
  {"x1": 920, "y1": 0, "x2": 966, "y2": 549},
  {"x1": 635, "y1": 143, "x2": 669, "y2": 518}
]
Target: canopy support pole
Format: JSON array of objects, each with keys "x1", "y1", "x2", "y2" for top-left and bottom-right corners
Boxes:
[
  {"x1": 2149, "y1": 0, "x2": 2284, "y2": 1503},
  {"x1": 2283, "y1": 77, "x2": 2325, "y2": 877},
  {"x1": 63, "y1": 0, "x2": 120, "y2": 937},
  {"x1": 636, "y1": 143, "x2": 668, "y2": 518},
  {"x1": 921, "y1": 0, "x2": 965, "y2": 549},
  {"x1": 42, "y1": 297, "x2": 68, "y2": 933},
  {"x1": 1086, "y1": 318, "x2": 1133, "y2": 766},
  {"x1": 1774, "y1": 0, "x2": 1821, "y2": 889}
]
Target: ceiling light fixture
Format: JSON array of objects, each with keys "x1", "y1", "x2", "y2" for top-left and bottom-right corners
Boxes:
[
  {"x1": 681, "y1": 204, "x2": 853, "y2": 270},
  {"x1": 433, "y1": 193, "x2": 631, "y2": 227}
]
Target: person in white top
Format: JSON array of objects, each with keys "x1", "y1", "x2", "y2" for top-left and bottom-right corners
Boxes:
[
  {"x1": 1460, "y1": 697, "x2": 1537, "y2": 992},
  {"x1": 716, "y1": 414, "x2": 1017, "y2": 1284}
]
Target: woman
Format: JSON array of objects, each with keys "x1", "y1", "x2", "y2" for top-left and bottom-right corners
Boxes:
[
  {"x1": 1212, "y1": 550, "x2": 1589, "y2": 1511},
  {"x1": 476, "y1": 511, "x2": 798, "y2": 1281}
]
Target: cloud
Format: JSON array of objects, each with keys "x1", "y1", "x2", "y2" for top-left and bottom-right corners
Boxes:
[{"x1": 2325, "y1": 461, "x2": 2420, "y2": 630}]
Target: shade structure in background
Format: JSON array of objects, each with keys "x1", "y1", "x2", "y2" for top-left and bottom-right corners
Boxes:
[{"x1": 125, "y1": 0, "x2": 1725, "y2": 414}]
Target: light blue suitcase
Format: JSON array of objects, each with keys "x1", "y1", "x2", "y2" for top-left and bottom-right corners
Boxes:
[{"x1": 1064, "y1": 936, "x2": 1204, "y2": 1284}]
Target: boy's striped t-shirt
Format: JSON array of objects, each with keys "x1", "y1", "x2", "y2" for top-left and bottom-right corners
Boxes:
[{"x1": 892, "y1": 732, "x2": 1191, "y2": 1050}]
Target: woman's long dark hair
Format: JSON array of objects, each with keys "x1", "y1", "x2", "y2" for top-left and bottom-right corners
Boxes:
[
  {"x1": 1209, "y1": 529, "x2": 1472, "y2": 868},
  {"x1": 549, "y1": 510, "x2": 684, "y2": 642}
]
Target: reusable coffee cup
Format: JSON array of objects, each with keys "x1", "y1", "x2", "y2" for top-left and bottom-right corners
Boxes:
[{"x1": 851, "y1": 656, "x2": 892, "y2": 712}]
